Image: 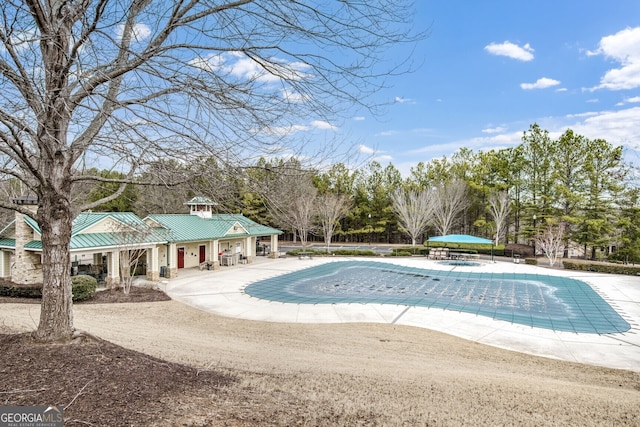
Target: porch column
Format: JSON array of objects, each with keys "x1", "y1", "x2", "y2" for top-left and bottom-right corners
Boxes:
[
  {"x1": 269, "y1": 235, "x2": 279, "y2": 259},
  {"x1": 0, "y1": 250, "x2": 11, "y2": 278},
  {"x1": 105, "y1": 250, "x2": 120, "y2": 288},
  {"x1": 209, "y1": 240, "x2": 220, "y2": 270},
  {"x1": 167, "y1": 243, "x2": 178, "y2": 278},
  {"x1": 146, "y1": 246, "x2": 160, "y2": 281},
  {"x1": 244, "y1": 237, "x2": 254, "y2": 263}
]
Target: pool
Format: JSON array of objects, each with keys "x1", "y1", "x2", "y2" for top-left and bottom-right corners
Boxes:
[{"x1": 244, "y1": 261, "x2": 630, "y2": 334}]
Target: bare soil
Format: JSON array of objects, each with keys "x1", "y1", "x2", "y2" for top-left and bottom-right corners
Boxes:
[{"x1": 1, "y1": 288, "x2": 639, "y2": 426}]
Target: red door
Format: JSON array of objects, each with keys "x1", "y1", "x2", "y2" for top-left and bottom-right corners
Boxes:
[
  {"x1": 199, "y1": 245, "x2": 206, "y2": 263},
  {"x1": 178, "y1": 247, "x2": 185, "y2": 269}
]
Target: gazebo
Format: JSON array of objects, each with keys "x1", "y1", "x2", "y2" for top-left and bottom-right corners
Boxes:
[{"x1": 427, "y1": 234, "x2": 495, "y2": 262}]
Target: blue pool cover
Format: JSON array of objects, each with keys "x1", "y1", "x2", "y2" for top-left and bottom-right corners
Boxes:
[{"x1": 244, "y1": 261, "x2": 630, "y2": 334}]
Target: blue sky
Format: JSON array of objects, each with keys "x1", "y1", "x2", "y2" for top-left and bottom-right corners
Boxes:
[{"x1": 346, "y1": 1, "x2": 640, "y2": 176}]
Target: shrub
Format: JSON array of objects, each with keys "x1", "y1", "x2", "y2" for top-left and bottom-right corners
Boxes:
[
  {"x1": 524, "y1": 258, "x2": 538, "y2": 265},
  {"x1": 563, "y1": 260, "x2": 640, "y2": 276},
  {"x1": 0, "y1": 282, "x2": 42, "y2": 299},
  {"x1": 71, "y1": 275, "x2": 97, "y2": 301},
  {"x1": 287, "y1": 249, "x2": 325, "y2": 256},
  {"x1": 0, "y1": 275, "x2": 97, "y2": 301},
  {"x1": 388, "y1": 250, "x2": 412, "y2": 257},
  {"x1": 330, "y1": 249, "x2": 377, "y2": 256},
  {"x1": 390, "y1": 247, "x2": 428, "y2": 256}
]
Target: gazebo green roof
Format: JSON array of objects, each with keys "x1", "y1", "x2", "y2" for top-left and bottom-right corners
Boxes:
[{"x1": 427, "y1": 234, "x2": 493, "y2": 245}]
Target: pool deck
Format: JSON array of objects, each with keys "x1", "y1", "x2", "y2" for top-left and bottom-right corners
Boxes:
[{"x1": 165, "y1": 256, "x2": 640, "y2": 372}]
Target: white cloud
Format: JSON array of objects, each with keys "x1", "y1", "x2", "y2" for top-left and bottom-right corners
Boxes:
[
  {"x1": 353, "y1": 116, "x2": 365, "y2": 121},
  {"x1": 482, "y1": 126, "x2": 507, "y2": 134},
  {"x1": 0, "y1": 29, "x2": 38, "y2": 54},
  {"x1": 358, "y1": 144, "x2": 391, "y2": 163},
  {"x1": 282, "y1": 88, "x2": 310, "y2": 103},
  {"x1": 590, "y1": 26, "x2": 640, "y2": 90},
  {"x1": 394, "y1": 96, "x2": 413, "y2": 103},
  {"x1": 520, "y1": 77, "x2": 561, "y2": 90},
  {"x1": 116, "y1": 23, "x2": 151, "y2": 42},
  {"x1": 565, "y1": 111, "x2": 600, "y2": 119},
  {"x1": 569, "y1": 106, "x2": 640, "y2": 150},
  {"x1": 191, "y1": 51, "x2": 311, "y2": 84},
  {"x1": 310, "y1": 120, "x2": 337, "y2": 130},
  {"x1": 358, "y1": 144, "x2": 375, "y2": 154},
  {"x1": 374, "y1": 154, "x2": 393, "y2": 162},
  {"x1": 264, "y1": 124, "x2": 309, "y2": 136},
  {"x1": 485, "y1": 41, "x2": 534, "y2": 61},
  {"x1": 375, "y1": 130, "x2": 398, "y2": 137}
]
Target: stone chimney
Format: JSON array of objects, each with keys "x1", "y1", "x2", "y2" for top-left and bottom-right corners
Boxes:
[{"x1": 11, "y1": 196, "x2": 42, "y2": 284}]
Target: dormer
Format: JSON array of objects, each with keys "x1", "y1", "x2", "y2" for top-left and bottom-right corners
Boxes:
[
  {"x1": 184, "y1": 196, "x2": 217, "y2": 219},
  {"x1": 226, "y1": 221, "x2": 248, "y2": 235}
]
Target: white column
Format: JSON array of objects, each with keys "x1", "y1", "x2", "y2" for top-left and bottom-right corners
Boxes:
[
  {"x1": 0, "y1": 250, "x2": 10, "y2": 278},
  {"x1": 146, "y1": 246, "x2": 159, "y2": 281},
  {"x1": 106, "y1": 250, "x2": 120, "y2": 287},
  {"x1": 167, "y1": 243, "x2": 178, "y2": 278},
  {"x1": 269, "y1": 235, "x2": 279, "y2": 258}
]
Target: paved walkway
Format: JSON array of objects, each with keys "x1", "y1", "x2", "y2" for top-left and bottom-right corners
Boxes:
[{"x1": 165, "y1": 256, "x2": 640, "y2": 372}]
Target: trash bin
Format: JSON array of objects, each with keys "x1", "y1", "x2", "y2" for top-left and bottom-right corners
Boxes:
[
  {"x1": 160, "y1": 266, "x2": 166, "y2": 277},
  {"x1": 513, "y1": 254, "x2": 520, "y2": 264}
]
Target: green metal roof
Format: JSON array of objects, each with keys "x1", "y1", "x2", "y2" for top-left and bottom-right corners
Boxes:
[
  {"x1": 70, "y1": 231, "x2": 167, "y2": 250},
  {"x1": 145, "y1": 214, "x2": 281, "y2": 243},
  {"x1": 24, "y1": 216, "x2": 40, "y2": 233},
  {"x1": 0, "y1": 238, "x2": 15, "y2": 249},
  {"x1": 1, "y1": 211, "x2": 280, "y2": 251},
  {"x1": 72, "y1": 212, "x2": 149, "y2": 235},
  {"x1": 0, "y1": 220, "x2": 14, "y2": 238}
]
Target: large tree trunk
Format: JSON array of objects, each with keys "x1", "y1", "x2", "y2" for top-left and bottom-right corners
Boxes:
[{"x1": 34, "y1": 188, "x2": 74, "y2": 342}]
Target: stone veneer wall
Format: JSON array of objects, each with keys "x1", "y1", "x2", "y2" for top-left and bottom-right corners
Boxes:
[{"x1": 13, "y1": 211, "x2": 43, "y2": 284}]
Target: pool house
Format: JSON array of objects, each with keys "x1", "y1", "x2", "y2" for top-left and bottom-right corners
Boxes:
[{"x1": 0, "y1": 196, "x2": 282, "y2": 287}]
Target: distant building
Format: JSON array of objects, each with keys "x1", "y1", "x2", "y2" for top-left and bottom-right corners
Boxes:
[{"x1": 0, "y1": 196, "x2": 282, "y2": 286}]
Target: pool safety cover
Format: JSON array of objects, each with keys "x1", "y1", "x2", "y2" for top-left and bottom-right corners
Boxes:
[{"x1": 244, "y1": 261, "x2": 630, "y2": 334}]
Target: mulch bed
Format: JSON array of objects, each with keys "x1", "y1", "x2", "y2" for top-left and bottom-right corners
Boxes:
[
  {"x1": 80, "y1": 287, "x2": 172, "y2": 304},
  {"x1": 0, "y1": 333, "x2": 235, "y2": 426},
  {"x1": 1, "y1": 286, "x2": 234, "y2": 426},
  {"x1": 0, "y1": 286, "x2": 171, "y2": 305}
]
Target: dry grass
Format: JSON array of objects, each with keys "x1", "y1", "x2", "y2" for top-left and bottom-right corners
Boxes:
[{"x1": 1, "y1": 300, "x2": 639, "y2": 425}]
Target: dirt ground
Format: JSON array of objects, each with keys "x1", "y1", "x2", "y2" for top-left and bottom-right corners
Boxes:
[{"x1": 1, "y1": 288, "x2": 639, "y2": 426}]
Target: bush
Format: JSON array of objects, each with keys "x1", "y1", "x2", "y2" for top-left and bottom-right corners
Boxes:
[
  {"x1": 71, "y1": 275, "x2": 98, "y2": 301},
  {"x1": 0, "y1": 282, "x2": 42, "y2": 299},
  {"x1": 524, "y1": 258, "x2": 538, "y2": 265},
  {"x1": 389, "y1": 247, "x2": 429, "y2": 257},
  {"x1": 563, "y1": 260, "x2": 640, "y2": 276},
  {"x1": 0, "y1": 275, "x2": 97, "y2": 302},
  {"x1": 389, "y1": 250, "x2": 413, "y2": 257},
  {"x1": 330, "y1": 249, "x2": 377, "y2": 256},
  {"x1": 287, "y1": 249, "x2": 325, "y2": 256}
]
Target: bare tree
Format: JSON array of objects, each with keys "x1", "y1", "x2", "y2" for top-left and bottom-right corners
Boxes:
[
  {"x1": 488, "y1": 190, "x2": 511, "y2": 245},
  {"x1": 109, "y1": 217, "x2": 159, "y2": 294},
  {"x1": 316, "y1": 193, "x2": 351, "y2": 251},
  {"x1": 0, "y1": 1, "x2": 419, "y2": 341},
  {"x1": 431, "y1": 179, "x2": 469, "y2": 236},
  {"x1": 391, "y1": 188, "x2": 433, "y2": 246},
  {"x1": 534, "y1": 222, "x2": 566, "y2": 267},
  {"x1": 266, "y1": 171, "x2": 319, "y2": 249}
]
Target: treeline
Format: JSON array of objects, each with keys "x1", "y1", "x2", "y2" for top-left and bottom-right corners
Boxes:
[{"x1": 77, "y1": 124, "x2": 640, "y2": 262}]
